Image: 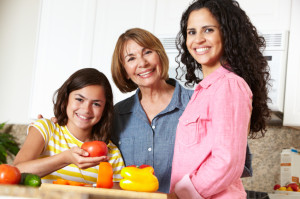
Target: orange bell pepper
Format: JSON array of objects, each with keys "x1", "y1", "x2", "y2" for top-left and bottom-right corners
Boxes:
[
  {"x1": 53, "y1": 179, "x2": 68, "y2": 185},
  {"x1": 119, "y1": 165, "x2": 159, "y2": 192},
  {"x1": 52, "y1": 179, "x2": 89, "y2": 186},
  {"x1": 96, "y1": 162, "x2": 113, "y2": 188}
]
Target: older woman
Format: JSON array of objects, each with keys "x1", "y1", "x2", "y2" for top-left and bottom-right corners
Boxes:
[{"x1": 111, "y1": 28, "x2": 193, "y2": 193}]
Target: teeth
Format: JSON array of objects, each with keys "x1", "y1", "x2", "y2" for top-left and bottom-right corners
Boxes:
[
  {"x1": 196, "y1": 48, "x2": 209, "y2": 52},
  {"x1": 77, "y1": 113, "x2": 88, "y2": 120},
  {"x1": 139, "y1": 70, "x2": 152, "y2": 76}
]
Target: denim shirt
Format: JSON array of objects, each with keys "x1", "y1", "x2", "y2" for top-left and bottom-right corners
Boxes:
[{"x1": 112, "y1": 79, "x2": 194, "y2": 193}]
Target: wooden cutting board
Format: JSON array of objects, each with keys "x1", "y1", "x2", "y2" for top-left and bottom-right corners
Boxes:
[{"x1": 40, "y1": 183, "x2": 168, "y2": 199}]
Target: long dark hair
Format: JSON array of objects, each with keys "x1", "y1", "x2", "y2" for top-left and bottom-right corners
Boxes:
[
  {"x1": 53, "y1": 68, "x2": 113, "y2": 143},
  {"x1": 176, "y1": 0, "x2": 270, "y2": 138}
]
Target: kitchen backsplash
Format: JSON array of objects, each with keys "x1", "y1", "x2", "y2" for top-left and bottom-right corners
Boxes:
[
  {"x1": 242, "y1": 125, "x2": 300, "y2": 193},
  {"x1": 4, "y1": 124, "x2": 300, "y2": 193}
]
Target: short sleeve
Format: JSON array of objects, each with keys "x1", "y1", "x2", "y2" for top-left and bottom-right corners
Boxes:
[
  {"x1": 107, "y1": 140, "x2": 125, "y2": 182},
  {"x1": 28, "y1": 118, "x2": 55, "y2": 151}
]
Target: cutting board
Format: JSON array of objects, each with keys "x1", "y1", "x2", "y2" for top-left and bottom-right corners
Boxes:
[{"x1": 40, "y1": 183, "x2": 168, "y2": 199}]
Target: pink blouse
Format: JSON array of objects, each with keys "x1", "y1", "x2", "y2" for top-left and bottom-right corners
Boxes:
[{"x1": 170, "y1": 66, "x2": 252, "y2": 198}]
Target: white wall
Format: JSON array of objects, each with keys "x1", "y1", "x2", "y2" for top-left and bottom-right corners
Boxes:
[{"x1": 0, "y1": 0, "x2": 40, "y2": 124}]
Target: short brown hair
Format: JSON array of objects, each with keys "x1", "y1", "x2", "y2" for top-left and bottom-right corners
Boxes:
[
  {"x1": 53, "y1": 68, "x2": 113, "y2": 143},
  {"x1": 111, "y1": 28, "x2": 169, "y2": 93}
]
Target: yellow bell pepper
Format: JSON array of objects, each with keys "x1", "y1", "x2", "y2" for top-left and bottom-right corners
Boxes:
[{"x1": 119, "y1": 166, "x2": 159, "y2": 192}]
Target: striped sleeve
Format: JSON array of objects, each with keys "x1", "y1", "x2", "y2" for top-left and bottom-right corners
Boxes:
[
  {"x1": 28, "y1": 118, "x2": 55, "y2": 150},
  {"x1": 107, "y1": 140, "x2": 125, "y2": 182}
]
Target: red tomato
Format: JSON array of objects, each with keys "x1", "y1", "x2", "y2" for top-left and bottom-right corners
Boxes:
[
  {"x1": 287, "y1": 183, "x2": 299, "y2": 191},
  {"x1": 0, "y1": 164, "x2": 21, "y2": 184},
  {"x1": 81, "y1": 141, "x2": 108, "y2": 157},
  {"x1": 273, "y1": 184, "x2": 281, "y2": 190}
]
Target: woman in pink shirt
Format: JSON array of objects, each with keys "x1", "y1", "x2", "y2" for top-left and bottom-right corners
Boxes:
[{"x1": 169, "y1": 0, "x2": 270, "y2": 198}]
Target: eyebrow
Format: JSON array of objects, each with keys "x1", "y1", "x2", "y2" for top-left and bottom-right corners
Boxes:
[
  {"x1": 124, "y1": 53, "x2": 133, "y2": 59},
  {"x1": 75, "y1": 94, "x2": 104, "y2": 103},
  {"x1": 124, "y1": 47, "x2": 147, "y2": 59},
  {"x1": 187, "y1": 25, "x2": 218, "y2": 31}
]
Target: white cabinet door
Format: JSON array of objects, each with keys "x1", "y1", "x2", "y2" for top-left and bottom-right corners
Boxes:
[
  {"x1": 153, "y1": 0, "x2": 191, "y2": 36},
  {"x1": 237, "y1": 0, "x2": 291, "y2": 31},
  {"x1": 30, "y1": 0, "x2": 99, "y2": 119},
  {"x1": 91, "y1": 0, "x2": 156, "y2": 105},
  {"x1": 29, "y1": 0, "x2": 156, "y2": 119},
  {"x1": 283, "y1": 0, "x2": 300, "y2": 126}
]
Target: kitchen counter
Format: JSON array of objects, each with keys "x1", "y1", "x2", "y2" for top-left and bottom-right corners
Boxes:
[
  {"x1": 0, "y1": 184, "x2": 167, "y2": 199},
  {"x1": 269, "y1": 191, "x2": 300, "y2": 199}
]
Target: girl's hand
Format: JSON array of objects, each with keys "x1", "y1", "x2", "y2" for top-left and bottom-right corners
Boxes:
[{"x1": 65, "y1": 147, "x2": 109, "y2": 169}]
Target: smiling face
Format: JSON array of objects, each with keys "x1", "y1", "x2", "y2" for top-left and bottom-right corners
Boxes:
[
  {"x1": 186, "y1": 8, "x2": 223, "y2": 76},
  {"x1": 66, "y1": 85, "x2": 106, "y2": 134},
  {"x1": 122, "y1": 39, "x2": 163, "y2": 89}
]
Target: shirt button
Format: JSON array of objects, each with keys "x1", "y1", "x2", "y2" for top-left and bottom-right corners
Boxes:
[
  {"x1": 152, "y1": 125, "x2": 155, "y2": 129},
  {"x1": 118, "y1": 141, "x2": 121, "y2": 144},
  {"x1": 148, "y1": 147, "x2": 152, "y2": 152}
]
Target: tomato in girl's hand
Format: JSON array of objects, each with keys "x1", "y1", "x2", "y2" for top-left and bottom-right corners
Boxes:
[
  {"x1": 81, "y1": 141, "x2": 108, "y2": 157},
  {"x1": 0, "y1": 164, "x2": 21, "y2": 184}
]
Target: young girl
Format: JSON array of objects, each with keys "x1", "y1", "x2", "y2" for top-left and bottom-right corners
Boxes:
[
  {"x1": 169, "y1": 0, "x2": 270, "y2": 198},
  {"x1": 14, "y1": 68, "x2": 124, "y2": 184}
]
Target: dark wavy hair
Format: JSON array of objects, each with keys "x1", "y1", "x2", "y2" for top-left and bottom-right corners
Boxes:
[
  {"x1": 53, "y1": 68, "x2": 113, "y2": 143},
  {"x1": 176, "y1": 0, "x2": 270, "y2": 138}
]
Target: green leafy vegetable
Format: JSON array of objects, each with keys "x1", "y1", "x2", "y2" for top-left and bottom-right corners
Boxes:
[{"x1": 0, "y1": 122, "x2": 20, "y2": 164}]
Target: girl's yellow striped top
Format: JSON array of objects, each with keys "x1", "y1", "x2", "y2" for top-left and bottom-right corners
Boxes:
[{"x1": 29, "y1": 118, "x2": 124, "y2": 184}]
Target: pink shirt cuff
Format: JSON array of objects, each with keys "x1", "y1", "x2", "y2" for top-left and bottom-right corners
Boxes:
[{"x1": 174, "y1": 174, "x2": 204, "y2": 199}]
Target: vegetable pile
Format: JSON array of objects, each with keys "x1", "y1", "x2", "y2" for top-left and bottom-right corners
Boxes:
[{"x1": 0, "y1": 164, "x2": 41, "y2": 187}]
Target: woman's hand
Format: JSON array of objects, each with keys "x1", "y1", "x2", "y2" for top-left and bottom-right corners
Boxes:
[
  {"x1": 63, "y1": 147, "x2": 109, "y2": 169},
  {"x1": 37, "y1": 114, "x2": 57, "y2": 123},
  {"x1": 167, "y1": 192, "x2": 178, "y2": 199}
]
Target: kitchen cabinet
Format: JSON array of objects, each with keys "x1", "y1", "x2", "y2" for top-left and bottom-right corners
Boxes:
[
  {"x1": 238, "y1": 0, "x2": 291, "y2": 113},
  {"x1": 29, "y1": 0, "x2": 157, "y2": 119},
  {"x1": 282, "y1": 0, "x2": 300, "y2": 126},
  {"x1": 29, "y1": 0, "x2": 192, "y2": 119},
  {"x1": 153, "y1": 0, "x2": 191, "y2": 36},
  {"x1": 238, "y1": 0, "x2": 300, "y2": 126}
]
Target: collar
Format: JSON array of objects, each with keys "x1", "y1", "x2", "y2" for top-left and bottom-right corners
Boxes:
[
  {"x1": 117, "y1": 78, "x2": 191, "y2": 114},
  {"x1": 196, "y1": 66, "x2": 230, "y2": 90}
]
